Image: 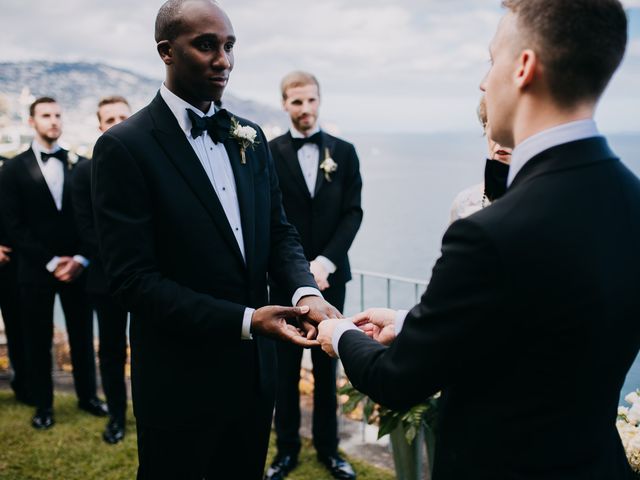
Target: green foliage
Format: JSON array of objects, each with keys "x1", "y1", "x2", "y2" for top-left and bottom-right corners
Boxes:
[{"x1": 338, "y1": 383, "x2": 439, "y2": 445}]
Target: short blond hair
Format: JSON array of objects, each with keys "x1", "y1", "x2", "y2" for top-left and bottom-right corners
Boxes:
[{"x1": 280, "y1": 71, "x2": 320, "y2": 100}]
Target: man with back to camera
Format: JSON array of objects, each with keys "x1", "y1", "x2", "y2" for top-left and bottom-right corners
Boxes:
[
  {"x1": 318, "y1": 1, "x2": 640, "y2": 478},
  {"x1": 266, "y1": 71, "x2": 362, "y2": 480},
  {"x1": 0, "y1": 97, "x2": 107, "y2": 430},
  {"x1": 71, "y1": 96, "x2": 132, "y2": 444},
  {"x1": 91, "y1": 1, "x2": 342, "y2": 478}
]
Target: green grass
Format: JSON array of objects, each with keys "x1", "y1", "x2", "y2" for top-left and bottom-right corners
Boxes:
[{"x1": 0, "y1": 391, "x2": 393, "y2": 480}]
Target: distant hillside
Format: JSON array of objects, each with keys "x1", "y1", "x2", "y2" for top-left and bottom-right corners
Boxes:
[{"x1": 0, "y1": 61, "x2": 288, "y2": 146}]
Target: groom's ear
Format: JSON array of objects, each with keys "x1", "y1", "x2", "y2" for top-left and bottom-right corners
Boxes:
[{"x1": 157, "y1": 40, "x2": 173, "y2": 65}]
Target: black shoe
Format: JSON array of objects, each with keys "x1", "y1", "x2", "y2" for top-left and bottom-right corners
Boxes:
[
  {"x1": 102, "y1": 418, "x2": 125, "y2": 444},
  {"x1": 31, "y1": 408, "x2": 55, "y2": 430},
  {"x1": 318, "y1": 454, "x2": 356, "y2": 480},
  {"x1": 78, "y1": 397, "x2": 109, "y2": 417},
  {"x1": 264, "y1": 454, "x2": 298, "y2": 480}
]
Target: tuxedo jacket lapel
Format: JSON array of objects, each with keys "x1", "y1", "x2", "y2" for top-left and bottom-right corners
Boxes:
[
  {"x1": 24, "y1": 149, "x2": 59, "y2": 214},
  {"x1": 225, "y1": 135, "x2": 255, "y2": 272},
  {"x1": 148, "y1": 94, "x2": 246, "y2": 267},
  {"x1": 313, "y1": 133, "x2": 335, "y2": 197},
  {"x1": 278, "y1": 133, "x2": 312, "y2": 199}
]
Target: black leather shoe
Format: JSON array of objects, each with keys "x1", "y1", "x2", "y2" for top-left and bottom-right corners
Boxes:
[
  {"x1": 102, "y1": 418, "x2": 125, "y2": 444},
  {"x1": 78, "y1": 397, "x2": 109, "y2": 417},
  {"x1": 31, "y1": 408, "x2": 55, "y2": 430},
  {"x1": 318, "y1": 454, "x2": 356, "y2": 480},
  {"x1": 264, "y1": 454, "x2": 298, "y2": 480}
]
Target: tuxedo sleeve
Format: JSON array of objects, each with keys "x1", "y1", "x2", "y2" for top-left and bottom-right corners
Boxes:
[
  {"x1": 339, "y1": 218, "x2": 510, "y2": 412},
  {"x1": 70, "y1": 160, "x2": 97, "y2": 261},
  {"x1": 92, "y1": 133, "x2": 246, "y2": 341},
  {"x1": 263, "y1": 129, "x2": 317, "y2": 297},
  {"x1": 0, "y1": 159, "x2": 56, "y2": 267},
  {"x1": 321, "y1": 143, "x2": 363, "y2": 266}
]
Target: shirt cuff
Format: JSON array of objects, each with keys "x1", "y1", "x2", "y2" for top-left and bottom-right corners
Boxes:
[
  {"x1": 73, "y1": 255, "x2": 90, "y2": 268},
  {"x1": 395, "y1": 309, "x2": 409, "y2": 335},
  {"x1": 315, "y1": 255, "x2": 337, "y2": 274},
  {"x1": 46, "y1": 256, "x2": 61, "y2": 273},
  {"x1": 292, "y1": 286, "x2": 323, "y2": 307},
  {"x1": 242, "y1": 307, "x2": 254, "y2": 340},
  {"x1": 332, "y1": 318, "x2": 362, "y2": 358}
]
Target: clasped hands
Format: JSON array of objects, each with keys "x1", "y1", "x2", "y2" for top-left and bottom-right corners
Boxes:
[
  {"x1": 252, "y1": 301, "x2": 398, "y2": 355},
  {"x1": 53, "y1": 256, "x2": 85, "y2": 283}
]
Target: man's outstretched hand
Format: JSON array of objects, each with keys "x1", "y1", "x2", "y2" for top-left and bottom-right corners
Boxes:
[
  {"x1": 352, "y1": 308, "x2": 398, "y2": 346},
  {"x1": 252, "y1": 305, "x2": 319, "y2": 347},
  {"x1": 296, "y1": 295, "x2": 344, "y2": 340}
]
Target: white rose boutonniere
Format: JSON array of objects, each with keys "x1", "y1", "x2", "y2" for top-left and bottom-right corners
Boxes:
[
  {"x1": 319, "y1": 148, "x2": 337, "y2": 181},
  {"x1": 67, "y1": 151, "x2": 79, "y2": 170},
  {"x1": 230, "y1": 117, "x2": 258, "y2": 164}
]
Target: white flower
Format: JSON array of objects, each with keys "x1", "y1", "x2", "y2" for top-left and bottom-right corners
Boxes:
[
  {"x1": 620, "y1": 406, "x2": 630, "y2": 417},
  {"x1": 626, "y1": 392, "x2": 640, "y2": 406},
  {"x1": 68, "y1": 152, "x2": 79, "y2": 164},
  {"x1": 628, "y1": 403, "x2": 640, "y2": 425},
  {"x1": 232, "y1": 124, "x2": 257, "y2": 143}
]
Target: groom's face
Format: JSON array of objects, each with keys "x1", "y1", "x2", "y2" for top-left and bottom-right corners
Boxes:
[
  {"x1": 283, "y1": 84, "x2": 320, "y2": 134},
  {"x1": 163, "y1": 1, "x2": 235, "y2": 107}
]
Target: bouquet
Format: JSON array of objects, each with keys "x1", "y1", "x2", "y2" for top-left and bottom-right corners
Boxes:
[{"x1": 617, "y1": 390, "x2": 640, "y2": 473}]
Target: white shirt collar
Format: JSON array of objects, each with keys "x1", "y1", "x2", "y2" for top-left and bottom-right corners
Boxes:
[
  {"x1": 289, "y1": 124, "x2": 321, "y2": 139},
  {"x1": 160, "y1": 83, "x2": 216, "y2": 139},
  {"x1": 507, "y1": 119, "x2": 600, "y2": 186}
]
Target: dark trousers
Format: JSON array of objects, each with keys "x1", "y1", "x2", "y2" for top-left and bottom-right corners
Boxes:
[
  {"x1": 20, "y1": 281, "x2": 97, "y2": 409},
  {"x1": 273, "y1": 284, "x2": 346, "y2": 458},
  {"x1": 136, "y1": 387, "x2": 274, "y2": 480},
  {"x1": 93, "y1": 293, "x2": 128, "y2": 423},
  {"x1": 0, "y1": 263, "x2": 27, "y2": 396}
]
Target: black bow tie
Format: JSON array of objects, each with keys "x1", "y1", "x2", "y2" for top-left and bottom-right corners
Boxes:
[
  {"x1": 186, "y1": 108, "x2": 231, "y2": 144},
  {"x1": 40, "y1": 150, "x2": 66, "y2": 163},
  {"x1": 292, "y1": 132, "x2": 322, "y2": 151}
]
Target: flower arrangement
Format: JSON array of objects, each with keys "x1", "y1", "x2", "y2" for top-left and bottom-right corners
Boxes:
[
  {"x1": 617, "y1": 390, "x2": 640, "y2": 473},
  {"x1": 319, "y1": 148, "x2": 337, "y2": 181},
  {"x1": 230, "y1": 117, "x2": 258, "y2": 164}
]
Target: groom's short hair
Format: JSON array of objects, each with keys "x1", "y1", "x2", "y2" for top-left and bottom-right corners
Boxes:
[
  {"x1": 280, "y1": 71, "x2": 321, "y2": 100},
  {"x1": 155, "y1": 0, "x2": 219, "y2": 43},
  {"x1": 503, "y1": 0, "x2": 627, "y2": 108}
]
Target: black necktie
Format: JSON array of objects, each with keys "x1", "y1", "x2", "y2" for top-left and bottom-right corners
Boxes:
[
  {"x1": 292, "y1": 132, "x2": 322, "y2": 151},
  {"x1": 186, "y1": 108, "x2": 231, "y2": 144},
  {"x1": 41, "y1": 150, "x2": 66, "y2": 163}
]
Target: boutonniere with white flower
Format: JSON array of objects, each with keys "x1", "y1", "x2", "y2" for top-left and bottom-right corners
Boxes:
[
  {"x1": 67, "y1": 151, "x2": 79, "y2": 170},
  {"x1": 230, "y1": 117, "x2": 258, "y2": 164},
  {"x1": 319, "y1": 148, "x2": 337, "y2": 181},
  {"x1": 617, "y1": 390, "x2": 640, "y2": 473}
]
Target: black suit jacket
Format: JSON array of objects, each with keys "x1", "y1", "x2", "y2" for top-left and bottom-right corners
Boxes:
[
  {"x1": 71, "y1": 160, "x2": 108, "y2": 295},
  {"x1": 0, "y1": 148, "x2": 89, "y2": 286},
  {"x1": 269, "y1": 132, "x2": 362, "y2": 286},
  {"x1": 91, "y1": 93, "x2": 316, "y2": 428},
  {"x1": 339, "y1": 137, "x2": 640, "y2": 479}
]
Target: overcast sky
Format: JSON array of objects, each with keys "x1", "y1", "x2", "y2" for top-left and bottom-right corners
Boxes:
[{"x1": 2, "y1": 0, "x2": 639, "y2": 133}]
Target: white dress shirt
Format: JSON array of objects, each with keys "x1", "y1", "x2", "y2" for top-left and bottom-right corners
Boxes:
[
  {"x1": 32, "y1": 140, "x2": 89, "y2": 272},
  {"x1": 332, "y1": 119, "x2": 601, "y2": 357},
  {"x1": 161, "y1": 85, "x2": 321, "y2": 339},
  {"x1": 289, "y1": 126, "x2": 337, "y2": 275}
]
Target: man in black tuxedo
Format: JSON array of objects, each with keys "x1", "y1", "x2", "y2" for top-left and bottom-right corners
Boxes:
[
  {"x1": 266, "y1": 71, "x2": 362, "y2": 480},
  {"x1": 0, "y1": 155, "x2": 29, "y2": 404},
  {"x1": 91, "y1": 1, "x2": 340, "y2": 478},
  {"x1": 72, "y1": 96, "x2": 131, "y2": 444},
  {"x1": 0, "y1": 97, "x2": 107, "y2": 430},
  {"x1": 318, "y1": 1, "x2": 640, "y2": 479}
]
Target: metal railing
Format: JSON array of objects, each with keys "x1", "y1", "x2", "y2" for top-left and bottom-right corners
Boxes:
[{"x1": 351, "y1": 268, "x2": 428, "y2": 312}]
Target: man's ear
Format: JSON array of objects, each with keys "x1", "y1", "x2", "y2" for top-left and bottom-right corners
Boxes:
[
  {"x1": 28, "y1": 116, "x2": 35, "y2": 128},
  {"x1": 157, "y1": 40, "x2": 173, "y2": 65},
  {"x1": 515, "y1": 48, "x2": 537, "y2": 90}
]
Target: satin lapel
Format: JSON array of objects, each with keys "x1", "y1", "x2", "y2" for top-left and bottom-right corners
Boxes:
[
  {"x1": 62, "y1": 153, "x2": 72, "y2": 211},
  {"x1": 313, "y1": 133, "x2": 335, "y2": 196},
  {"x1": 225, "y1": 133, "x2": 255, "y2": 271},
  {"x1": 148, "y1": 94, "x2": 245, "y2": 267},
  {"x1": 24, "y1": 149, "x2": 59, "y2": 213},
  {"x1": 279, "y1": 135, "x2": 311, "y2": 199}
]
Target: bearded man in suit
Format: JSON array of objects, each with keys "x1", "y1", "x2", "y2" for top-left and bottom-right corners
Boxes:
[
  {"x1": 266, "y1": 71, "x2": 362, "y2": 480},
  {"x1": 318, "y1": 1, "x2": 640, "y2": 479},
  {"x1": 91, "y1": 1, "x2": 340, "y2": 478}
]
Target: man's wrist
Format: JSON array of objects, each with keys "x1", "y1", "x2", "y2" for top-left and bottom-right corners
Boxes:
[
  {"x1": 315, "y1": 255, "x2": 337, "y2": 274},
  {"x1": 73, "y1": 255, "x2": 90, "y2": 268},
  {"x1": 46, "y1": 256, "x2": 61, "y2": 273},
  {"x1": 242, "y1": 308, "x2": 254, "y2": 340},
  {"x1": 332, "y1": 318, "x2": 361, "y2": 358},
  {"x1": 292, "y1": 286, "x2": 322, "y2": 306},
  {"x1": 395, "y1": 309, "x2": 409, "y2": 335}
]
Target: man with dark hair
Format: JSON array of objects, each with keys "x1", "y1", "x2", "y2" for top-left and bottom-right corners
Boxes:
[
  {"x1": 266, "y1": 71, "x2": 361, "y2": 480},
  {"x1": 91, "y1": 1, "x2": 340, "y2": 478},
  {"x1": 0, "y1": 97, "x2": 107, "y2": 430},
  {"x1": 318, "y1": 1, "x2": 639, "y2": 479},
  {"x1": 0, "y1": 154, "x2": 29, "y2": 404},
  {"x1": 72, "y1": 96, "x2": 132, "y2": 444}
]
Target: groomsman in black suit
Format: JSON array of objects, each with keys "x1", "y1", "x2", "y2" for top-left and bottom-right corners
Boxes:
[
  {"x1": 266, "y1": 71, "x2": 362, "y2": 480},
  {"x1": 72, "y1": 96, "x2": 131, "y2": 444},
  {"x1": 318, "y1": 1, "x2": 640, "y2": 479},
  {"x1": 91, "y1": 1, "x2": 340, "y2": 478},
  {"x1": 0, "y1": 155, "x2": 29, "y2": 404},
  {"x1": 0, "y1": 97, "x2": 107, "y2": 430}
]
